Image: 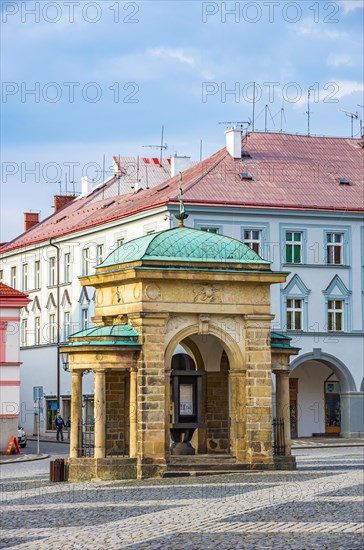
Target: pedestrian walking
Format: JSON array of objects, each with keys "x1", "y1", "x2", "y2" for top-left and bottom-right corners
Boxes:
[
  {"x1": 65, "y1": 416, "x2": 71, "y2": 440},
  {"x1": 54, "y1": 412, "x2": 65, "y2": 441}
]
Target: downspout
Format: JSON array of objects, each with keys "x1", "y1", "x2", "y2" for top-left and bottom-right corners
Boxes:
[{"x1": 49, "y1": 238, "x2": 61, "y2": 411}]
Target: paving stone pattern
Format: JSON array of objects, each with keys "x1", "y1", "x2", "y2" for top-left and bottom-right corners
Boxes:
[{"x1": 0, "y1": 448, "x2": 363, "y2": 549}]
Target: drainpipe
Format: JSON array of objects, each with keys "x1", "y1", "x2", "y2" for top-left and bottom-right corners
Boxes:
[{"x1": 49, "y1": 238, "x2": 61, "y2": 411}]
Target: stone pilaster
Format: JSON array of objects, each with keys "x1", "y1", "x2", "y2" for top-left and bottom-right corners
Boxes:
[
  {"x1": 94, "y1": 369, "x2": 106, "y2": 460},
  {"x1": 275, "y1": 370, "x2": 291, "y2": 456},
  {"x1": 105, "y1": 370, "x2": 126, "y2": 456},
  {"x1": 244, "y1": 314, "x2": 274, "y2": 465},
  {"x1": 129, "y1": 368, "x2": 138, "y2": 458},
  {"x1": 129, "y1": 313, "x2": 169, "y2": 478},
  {"x1": 70, "y1": 371, "x2": 82, "y2": 458},
  {"x1": 229, "y1": 368, "x2": 246, "y2": 462}
]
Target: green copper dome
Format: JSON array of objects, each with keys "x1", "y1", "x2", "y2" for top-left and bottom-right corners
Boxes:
[{"x1": 99, "y1": 227, "x2": 269, "y2": 268}]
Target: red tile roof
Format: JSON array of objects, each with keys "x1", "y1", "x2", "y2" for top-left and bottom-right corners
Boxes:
[
  {"x1": 0, "y1": 282, "x2": 29, "y2": 299},
  {"x1": 1, "y1": 133, "x2": 363, "y2": 253}
]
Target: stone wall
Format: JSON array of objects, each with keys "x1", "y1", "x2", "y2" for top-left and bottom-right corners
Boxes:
[
  {"x1": 205, "y1": 352, "x2": 229, "y2": 453},
  {"x1": 105, "y1": 371, "x2": 128, "y2": 456}
]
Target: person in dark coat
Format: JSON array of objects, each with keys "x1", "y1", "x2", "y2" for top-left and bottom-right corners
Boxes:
[
  {"x1": 54, "y1": 413, "x2": 65, "y2": 441},
  {"x1": 65, "y1": 416, "x2": 71, "y2": 440}
]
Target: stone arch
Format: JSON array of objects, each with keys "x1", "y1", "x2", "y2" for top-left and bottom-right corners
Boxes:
[
  {"x1": 165, "y1": 323, "x2": 243, "y2": 372},
  {"x1": 179, "y1": 337, "x2": 205, "y2": 371},
  {"x1": 290, "y1": 351, "x2": 356, "y2": 393}
]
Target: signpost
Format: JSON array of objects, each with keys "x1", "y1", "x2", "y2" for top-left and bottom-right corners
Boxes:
[{"x1": 33, "y1": 386, "x2": 43, "y2": 455}]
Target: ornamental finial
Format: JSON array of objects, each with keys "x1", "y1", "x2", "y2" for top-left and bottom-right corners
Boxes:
[{"x1": 174, "y1": 171, "x2": 189, "y2": 227}]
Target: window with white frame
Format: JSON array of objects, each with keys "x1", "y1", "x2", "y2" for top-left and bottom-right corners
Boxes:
[
  {"x1": 82, "y1": 248, "x2": 90, "y2": 276},
  {"x1": 22, "y1": 264, "x2": 28, "y2": 291},
  {"x1": 21, "y1": 318, "x2": 28, "y2": 346},
  {"x1": 285, "y1": 232, "x2": 303, "y2": 264},
  {"x1": 35, "y1": 316, "x2": 41, "y2": 345},
  {"x1": 81, "y1": 308, "x2": 88, "y2": 330},
  {"x1": 11, "y1": 266, "x2": 17, "y2": 288},
  {"x1": 34, "y1": 260, "x2": 40, "y2": 288},
  {"x1": 96, "y1": 244, "x2": 104, "y2": 265},
  {"x1": 63, "y1": 311, "x2": 71, "y2": 341},
  {"x1": 49, "y1": 313, "x2": 57, "y2": 343},
  {"x1": 243, "y1": 229, "x2": 262, "y2": 255},
  {"x1": 49, "y1": 257, "x2": 56, "y2": 286},
  {"x1": 327, "y1": 233, "x2": 343, "y2": 265},
  {"x1": 328, "y1": 300, "x2": 344, "y2": 331},
  {"x1": 201, "y1": 227, "x2": 219, "y2": 234},
  {"x1": 64, "y1": 253, "x2": 71, "y2": 283},
  {"x1": 286, "y1": 299, "x2": 303, "y2": 330},
  {"x1": 116, "y1": 238, "x2": 125, "y2": 248}
]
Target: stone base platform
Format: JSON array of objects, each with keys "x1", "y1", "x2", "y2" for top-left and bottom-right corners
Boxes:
[
  {"x1": 66, "y1": 457, "x2": 137, "y2": 482},
  {"x1": 165, "y1": 454, "x2": 277, "y2": 476},
  {"x1": 273, "y1": 455, "x2": 297, "y2": 470}
]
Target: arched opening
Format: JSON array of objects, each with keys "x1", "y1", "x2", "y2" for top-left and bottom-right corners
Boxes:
[
  {"x1": 290, "y1": 351, "x2": 356, "y2": 437},
  {"x1": 166, "y1": 328, "x2": 240, "y2": 456}
]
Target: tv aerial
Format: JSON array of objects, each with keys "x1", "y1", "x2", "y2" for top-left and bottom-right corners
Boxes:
[
  {"x1": 142, "y1": 125, "x2": 168, "y2": 165},
  {"x1": 218, "y1": 120, "x2": 251, "y2": 131},
  {"x1": 340, "y1": 109, "x2": 359, "y2": 138}
]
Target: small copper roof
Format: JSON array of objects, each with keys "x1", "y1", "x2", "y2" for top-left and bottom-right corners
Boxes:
[{"x1": 1, "y1": 133, "x2": 363, "y2": 253}]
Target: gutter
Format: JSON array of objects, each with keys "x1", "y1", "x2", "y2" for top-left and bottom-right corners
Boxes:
[{"x1": 49, "y1": 238, "x2": 61, "y2": 411}]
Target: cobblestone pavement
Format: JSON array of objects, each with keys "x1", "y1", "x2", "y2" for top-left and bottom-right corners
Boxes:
[{"x1": 1, "y1": 447, "x2": 363, "y2": 549}]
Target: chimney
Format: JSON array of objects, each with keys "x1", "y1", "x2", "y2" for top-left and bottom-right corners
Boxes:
[
  {"x1": 54, "y1": 195, "x2": 75, "y2": 212},
  {"x1": 81, "y1": 176, "x2": 94, "y2": 197},
  {"x1": 24, "y1": 212, "x2": 39, "y2": 232},
  {"x1": 170, "y1": 155, "x2": 192, "y2": 178},
  {"x1": 225, "y1": 128, "x2": 242, "y2": 159}
]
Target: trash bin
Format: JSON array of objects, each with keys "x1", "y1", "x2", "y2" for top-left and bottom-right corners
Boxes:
[{"x1": 50, "y1": 458, "x2": 65, "y2": 482}]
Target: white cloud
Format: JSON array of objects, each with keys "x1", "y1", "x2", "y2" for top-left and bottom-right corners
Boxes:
[
  {"x1": 327, "y1": 54, "x2": 355, "y2": 67},
  {"x1": 290, "y1": 80, "x2": 364, "y2": 108},
  {"x1": 338, "y1": 0, "x2": 364, "y2": 14},
  {"x1": 148, "y1": 48, "x2": 196, "y2": 66},
  {"x1": 296, "y1": 19, "x2": 347, "y2": 39}
]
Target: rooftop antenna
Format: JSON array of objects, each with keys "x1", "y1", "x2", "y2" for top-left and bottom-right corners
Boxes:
[
  {"x1": 264, "y1": 104, "x2": 275, "y2": 132},
  {"x1": 357, "y1": 105, "x2": 364, "y2": 135},
  {"x1": 280, "y1": 108, "x2": 286, "y2": 133},
  {"x1": 306, "y1": 89, "x2": 311, "y2": 136},
  {"x1": 142, "y1": 125, "x2": 168, "y2": 166},
  {"x1": 340, "y1": 109, "x2": 359, "y2": 138},
  {"x1": 252, "y1": 82, "x2": 257, "y2": 131},
  {"x1": 200, "y1": 139, "x2": 203, "y2": 162},
  {"x1": 218, "y1": 120, "x2": 251, "y2": 131}
]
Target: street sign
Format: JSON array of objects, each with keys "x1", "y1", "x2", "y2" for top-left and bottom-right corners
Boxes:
[{"x1": 33, "y1": 386, "x2": 44, "y2": 400}]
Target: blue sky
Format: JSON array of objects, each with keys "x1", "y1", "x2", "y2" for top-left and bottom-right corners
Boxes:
[{"x1": 1, "y1": 0, "x2": 363, "y2": 241}]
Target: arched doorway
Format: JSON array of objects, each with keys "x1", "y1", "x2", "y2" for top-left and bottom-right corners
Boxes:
[
  {"x1": 165, "y1": 326, "x2": 245, "y2": 461},
  {"x1": 170, "y1": 336, "x2": 230, "y2": 455},
  {"x1": 290, "y1": 351, "x2": 356, "y2": 437}
]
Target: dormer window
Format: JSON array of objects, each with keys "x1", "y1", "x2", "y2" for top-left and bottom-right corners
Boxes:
[
  {"x1": 337, "y1": 177, "x2": 351, "y2": 185},
  {"x1": 240, "y1": 172, "x2": 254, "y2": 181}
]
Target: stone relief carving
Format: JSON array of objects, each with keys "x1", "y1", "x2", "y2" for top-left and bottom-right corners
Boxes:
[
  {"x1": 145, "y1": 283, "x2": 161, "y2": 301},
  {"x1": 166, "y1": 316, "x2": 189, "y2": 334},
  {"x1": 113, "y1": 286, "x2": 123, "y2": 304},
  {"x1": 198, "y1": 314, "x2": 210, "y2": 335},
  {"x1": 193, "y1": 284, "x2": 221, "y2": 303},
  {"x1": 133, "y1": 284, "x2": 141, "y2": 300}
]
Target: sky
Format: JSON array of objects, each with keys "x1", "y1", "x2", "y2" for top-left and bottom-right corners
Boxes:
[{"x1": 1, "y1": 0, "x2": 363, "y2": 241}]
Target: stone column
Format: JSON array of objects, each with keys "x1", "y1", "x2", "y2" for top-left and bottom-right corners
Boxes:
[
  {"x1": 94, "y1": 369, "x2": 106, "y2": 459},
  {"x1": 244, "y1": 314, "x2": 274, "y2": 466},
  {"x1": 129, "y1": 313, "x2": 169, "y2": 478},
  {"x1": 229, "y1": 368, "x2": 246, "y2": 462},
  {"x1": 70, "y1": 371, "x2": 82, "y2": 458},
  {"x1": 275, "y1": 371, "x2": 291, "y2": 456},
  {"x1": 129, "y1": 368, "x2": 137, "y2": 458}
]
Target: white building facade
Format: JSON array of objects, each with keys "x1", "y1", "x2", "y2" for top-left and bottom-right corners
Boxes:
[{"x1": 1, "y1": 132, "x2": 363, "y2": 438}]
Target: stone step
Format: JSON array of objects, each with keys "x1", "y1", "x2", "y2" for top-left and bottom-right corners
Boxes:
[{"x1": 169, "y1": 454, "x2": 236, "y2": 465}]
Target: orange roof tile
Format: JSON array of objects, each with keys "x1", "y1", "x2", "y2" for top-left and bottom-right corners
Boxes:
[{"x1": 1, "y1": 133, "x2": 363, "y2": 253}]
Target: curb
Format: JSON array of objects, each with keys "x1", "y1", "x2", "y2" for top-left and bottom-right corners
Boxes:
[
  {"x1": 0, "y1": 453, "x2": 49, "y2": 465},
  {"x1": 293, "y1": 444, "x2": 364, "y2": 450},
  {"x1": 28, "y1": 437, "x2": 70, "y2": 445}
]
